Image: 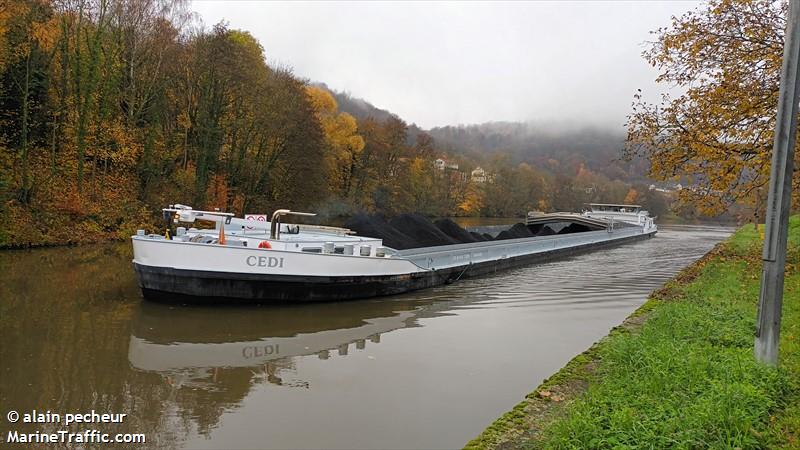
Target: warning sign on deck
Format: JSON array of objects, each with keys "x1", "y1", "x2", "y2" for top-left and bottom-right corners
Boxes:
[{"x1": 244, "y1": 214, "x2": 267, "y2": 230}]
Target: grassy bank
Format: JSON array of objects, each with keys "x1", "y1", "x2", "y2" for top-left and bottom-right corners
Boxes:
[{"x1": 468, "y1": 216, "x2": 799, "y2": 449}]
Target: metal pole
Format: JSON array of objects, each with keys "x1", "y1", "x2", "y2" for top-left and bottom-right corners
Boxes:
[{"x1": 755, "y1": 0, "x2": 800, "y2": 366}]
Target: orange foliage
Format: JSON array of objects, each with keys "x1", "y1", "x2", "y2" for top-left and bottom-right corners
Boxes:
[{"x1": 626, "y1": 0, "x2": 799, "y2": 215}]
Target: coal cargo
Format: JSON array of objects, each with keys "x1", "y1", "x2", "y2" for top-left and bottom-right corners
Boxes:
[
  {"x1": 435, "y1": 219, "x2": 478, "y2": 244},
  {"x1": 389, "y1": 214, "x2": 460, "y2": 248}
]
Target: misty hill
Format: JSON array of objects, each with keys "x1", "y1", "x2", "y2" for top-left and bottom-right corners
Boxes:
[
  {"x1": 315, "y1": 85, "x2": 648, "y2": 182},
  {"x1": 427, "y1": 122, "x2": 648, "y2": 181},
  {"x1": 314, "y1": 83, "x2": 399, "y2": 123}
]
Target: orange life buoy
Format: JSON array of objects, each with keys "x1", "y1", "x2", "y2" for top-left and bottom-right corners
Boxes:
[{"x1": 258, "y1": 241, "x2": 272, "y2": 249}]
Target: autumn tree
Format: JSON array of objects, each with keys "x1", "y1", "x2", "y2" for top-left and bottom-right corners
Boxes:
[
  {"x1": 623, "y1": 187, "x2": 639, "y2": 205},
  {"x1": 626, "y1": 0, "x2": 799, "y2": 216},
  {"x1": 345, "y1": 116, "x2": 409, "y2": 210},
  {"x1": 252, "y1": 70, "x2": 328, "y2": 212},
  {"x1": 305, "y1": 86, "x2": 365, "y2": 198},
  {"x1": 1, "y1": 0, "x2": 55, "y2": 203},
  {"x1": 550, "y1": 174, "x2": 582, "y2": 212},
  {"x1": 402, "y1": 157, "x2": 439, "y2": 214},
  {"x1": 481, "y1": 155, "x2": 546, "y2": 217},
  {"x1": 458, "y1": 182, "x2": 483, "y2": 216}
]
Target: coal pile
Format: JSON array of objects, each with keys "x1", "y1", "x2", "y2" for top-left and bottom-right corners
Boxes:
[
  {"x1": 537, "y1": 226, "x2": 556, "y2": 236},
  {"x1": 510, "y1": 223, "x2": 535, "y2": 237},
  {"x1": 527, "y1": 223, "x2": 557, "y2": 236},
  {"x1": 495, "y1": 223, "x2": 534, "y2": 240},
  {"x1": 345, "y1": 214, "x2": 590, "y2": 250},
  {"x1": 344, "y1": 214, "x2": 416, "y2": 249},
  {"x1": 435, "y1": 219, "x2": 478, "y2": 244},
  {"x1": 557, "y1": 223, "x2": 592, "y2": 234},
  {"x1": 345, "y1": 213, "x2": 462, "y2": 249},
  {"x1": 470, "y1": 232, "x2": 489, "y2": 241},
  {"x1": 389, "y1": 214, "x2": 460, "y2": 248}
]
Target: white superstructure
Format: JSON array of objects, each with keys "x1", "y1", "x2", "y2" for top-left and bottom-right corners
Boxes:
[{"x1": 582, "y1": 203, "x2": 657, "y2": 233}]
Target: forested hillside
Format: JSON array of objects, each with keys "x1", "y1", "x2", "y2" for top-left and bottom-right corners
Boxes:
[
  {"x1": 324, "y1": 88, "x2": 670, "y2": 218},
  {"x1": 0, "y1": 0, "x2": 670, "y2": 248},
  {"x1": 326, "y1": 86, "x2": 649, "y2": 185}
]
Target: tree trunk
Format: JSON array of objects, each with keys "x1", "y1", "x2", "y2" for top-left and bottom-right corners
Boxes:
[{"x1": 19, "y1": 53, "x2": 32, "y2": 204}]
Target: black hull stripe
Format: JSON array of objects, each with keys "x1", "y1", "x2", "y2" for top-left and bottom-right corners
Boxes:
[{"x1": 135, "y1": 231, "x2": 655, "y2": 303}]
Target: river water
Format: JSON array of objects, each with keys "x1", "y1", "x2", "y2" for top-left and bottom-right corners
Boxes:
[{"x1": 0, "y1": 225, "x2": 731, "y2": 449}]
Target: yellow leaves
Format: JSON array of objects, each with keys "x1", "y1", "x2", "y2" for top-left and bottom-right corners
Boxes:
[
  {"x1": 227, "y1": 30, "x2": 265, "y2": 61},
  {"x1": 347, "y1": 133, "x2": 366, "y2": 156},
  {"x1": 305, "y1": 86, "x2": 338, "y2": 117},
  {"x1": 624, "y1": 188, "x2": 639, "y2": 205},
  {"x1": 0, "y1": 0, "x2": 28, "y2": 33},
  {"x1": 408, "y1": 157, "x2": 427, "y2": 175},
  {"x1": 339, "y1": 112, "x2": 359, "y2": 132},
  {"x1": 31, "y1": 17, "x2": 58, "y2": 51},
  {"x1": 305, "y1": 86, "x2": 367, "y2": 193},
  {"x1": 627, "y1": 0, "x2": 796, "y2": 216},
  {"x1": 538, "y1": 199, "x2": 549, "y2": 211},
  {"x1": 177, "y1": 111, "x2": 191, "y2": 130},
  {"x1": 458, "y1": 184, "x2": 484, "y2": 216}
]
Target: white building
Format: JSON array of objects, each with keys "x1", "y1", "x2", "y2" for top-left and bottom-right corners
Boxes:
[
  {"x1": 434, "y1": 158, "x2": 459, "y2": 171},
  {"x1": 471, "y1": 167, "x2": 487, "y2": 183}
]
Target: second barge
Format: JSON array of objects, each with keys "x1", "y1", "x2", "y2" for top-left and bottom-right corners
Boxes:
[{"x1": 132, "y1": 205, "x2": 657, "y2": 303}]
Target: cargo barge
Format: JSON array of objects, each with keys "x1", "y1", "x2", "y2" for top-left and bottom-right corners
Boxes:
[{"x1": 132, "y1": 204, "x2": 657, "y2": 303}]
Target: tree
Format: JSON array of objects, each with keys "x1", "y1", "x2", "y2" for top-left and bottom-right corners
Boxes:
[
  {"x1": 624, "y1": 187, "x2": 639, "y2": 205},
  {"x1": 480, "y1": 155, "x2": 545, "y2": 217},
  {"x1": 550, "y1": 174, "x2": 582, "y2": 212},
  {"x1": 402, "y1": 157, "x2": 437, "y2": 214},
  {"x1": 346, "y1": 116, "x2": 409, "y2": 210},
  {"x1": 305, "y1": 86, "x2": 365, "y2": 198},
  {"x1": 1, "y1": 0, "x2": 55, "y2": 203},
  {"x1": 640, "y1": 186, "x2": 670, "y2": 218},
  {"x1": 626, "y1": 0, "x2": 799, "y2": 216}
]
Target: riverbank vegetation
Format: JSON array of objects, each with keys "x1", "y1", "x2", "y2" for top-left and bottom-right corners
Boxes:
[
  {"x1": 0, "y1": 0, "x2": 675, "y2": 248},
  {"x1": 467, "y1": 215, "x2": 800, "y2": 449}
]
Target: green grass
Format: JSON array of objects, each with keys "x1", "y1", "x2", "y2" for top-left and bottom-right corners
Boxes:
[{"x1": 468, "y1": 216, "x2": 800, "y2": 449}]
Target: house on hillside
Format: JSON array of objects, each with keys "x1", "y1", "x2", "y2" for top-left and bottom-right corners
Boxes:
[
  {"x1": 471, "y1": 167, "x2": 487, "y2": 183},
  {"x1": 434, "y1": 158, "x2": 459, "y2": 171},
  {"x1": 648, "y1": 182, "x2": 683, "y2": 194}
]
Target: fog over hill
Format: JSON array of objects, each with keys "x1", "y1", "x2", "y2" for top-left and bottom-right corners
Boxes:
[
  {"x1": 427, "y1": 122, "x2": 649, "y2": 183},
  {"x1": 318, "y1": 84, "x2": 648, "y2": 183},
  {"x1": 318, "y1": 84, "x2": 399, "y2": 123}
]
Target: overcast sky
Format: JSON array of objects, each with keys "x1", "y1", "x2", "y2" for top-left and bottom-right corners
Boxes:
[{"x1": 191, "y1": 1, "x2": 701, "y2": 130}]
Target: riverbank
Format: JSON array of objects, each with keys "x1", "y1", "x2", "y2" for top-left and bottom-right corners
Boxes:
[
  {"x1": 468, "y1": 216, "x2": 800, "y2": 449},
  {"x1": 0, "y1": 200, "x2": 157, "y2": 250}
]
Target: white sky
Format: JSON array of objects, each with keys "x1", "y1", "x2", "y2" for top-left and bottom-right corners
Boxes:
[{"x1": 191, "y1": 1, "x2": 701, "y2": 129}]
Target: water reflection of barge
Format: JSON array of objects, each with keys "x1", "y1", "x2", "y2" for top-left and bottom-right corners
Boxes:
[
  {"x1": 132, "y1": 204, "x2": 656, "y2": 303},
  {"x1": 127, "y1": 299, "x2": 442, "y2": 382}
]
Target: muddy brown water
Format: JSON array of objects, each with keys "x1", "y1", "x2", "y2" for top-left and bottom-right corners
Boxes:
[{"x1": 0, "y1": 225, "x2": 731, "y2": 449}]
